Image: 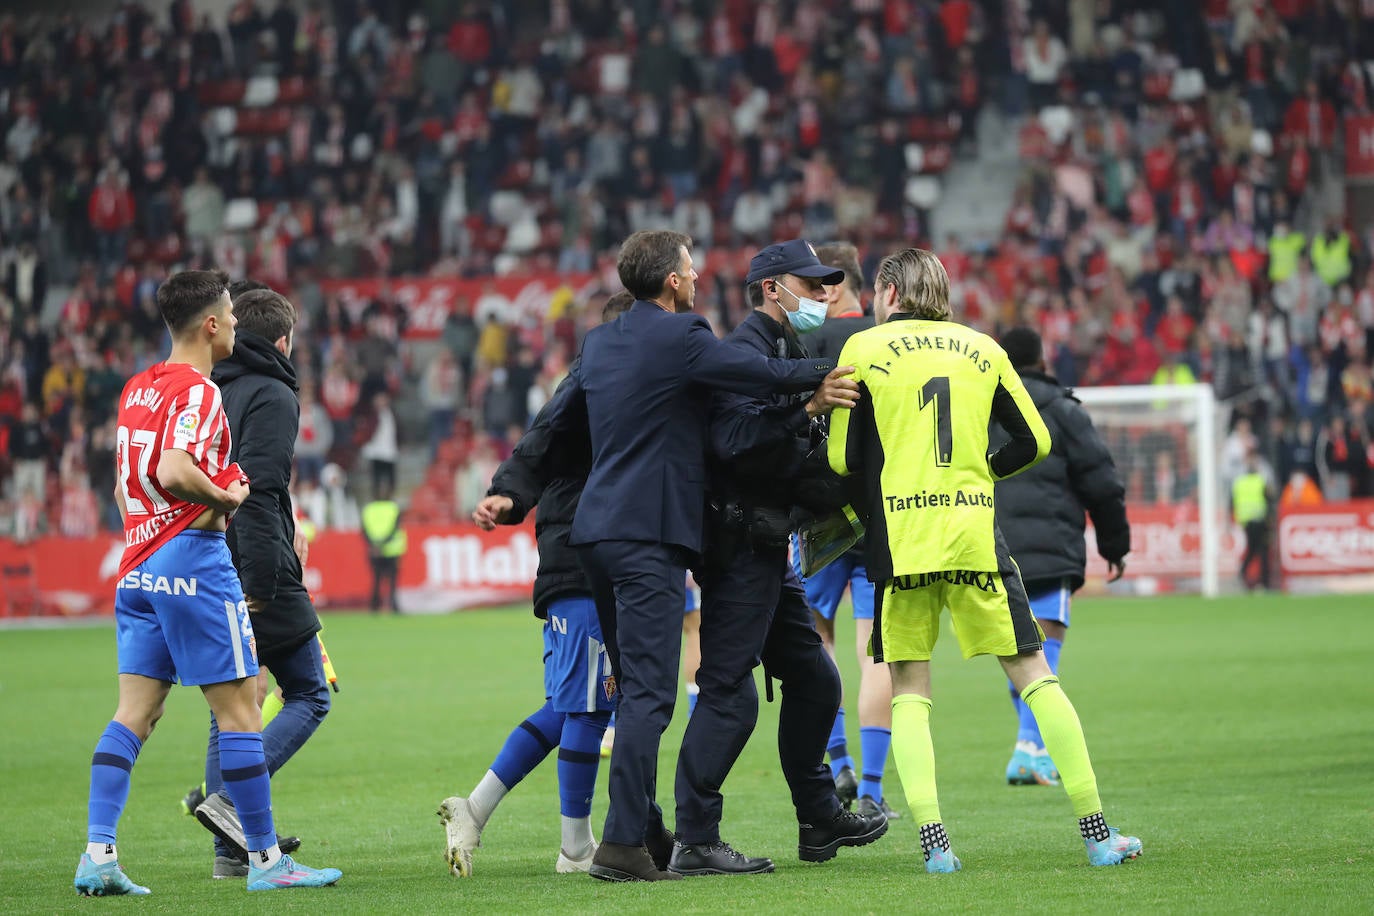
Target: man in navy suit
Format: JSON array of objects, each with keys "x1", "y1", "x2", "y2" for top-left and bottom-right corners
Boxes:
[{"x1": 544, "y1": 230, "x2": 860, "y2": 882}]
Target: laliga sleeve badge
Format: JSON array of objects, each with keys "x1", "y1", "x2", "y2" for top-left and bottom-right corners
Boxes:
[{"x1": 175, "y1": 408, "x2": 200, "y2": 439}]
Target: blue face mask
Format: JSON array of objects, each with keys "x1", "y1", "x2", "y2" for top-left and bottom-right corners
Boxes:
[{"x1": 775, "y1": 281, "x2": 827, "y2": 333}]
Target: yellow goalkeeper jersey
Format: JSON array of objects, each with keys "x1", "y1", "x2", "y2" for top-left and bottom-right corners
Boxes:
[{"x1": 828, "y1": 314, "x2": 1051, "y2": 580}]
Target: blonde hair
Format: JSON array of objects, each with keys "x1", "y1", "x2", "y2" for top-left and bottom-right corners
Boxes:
[{"x1": 876, "y1": 248, "x2": 951, "y2": 321}]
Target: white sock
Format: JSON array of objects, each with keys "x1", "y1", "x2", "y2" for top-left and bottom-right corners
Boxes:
[
  {"x1": 86, "y1": 842, "x2": 118, "y2": 864},
  {"x1": 252, "y1": 843, "x2": 283, "y2": 870},
  {"x1": 561, "y1": 815, "x2": 595, "y2": 857},
  {"x1": 468, "y1": 770, "x2": 509, "y2": 828}
]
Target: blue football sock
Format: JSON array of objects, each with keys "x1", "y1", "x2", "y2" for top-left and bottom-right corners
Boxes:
[
  {"x1": 218, "y1": 731, "x2": 275, "y2": 851},
  {"x1": 686, "y1": 683, "x2": 699, "y2": 716},
  {"x1": 858, "y1": 726, "x2": 891, "y2": 801},
  {"x1": 491, "y1": 700, "x2": 563, "y2": 788},
  {"x1": 827, "y1": 708, "x2": 852, "y2": 776},
  {"x1": 87, "y1": 721, "x2": 142, "y2": 844},
  {"x1": 558, "y1": 711, "x2": 610, "y2": 818},
  {"x1": 1012, "y1": 638, "x2": 1062, "y2": 747}
]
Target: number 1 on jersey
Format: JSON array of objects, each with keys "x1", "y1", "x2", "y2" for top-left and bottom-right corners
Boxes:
[{"x1": 918, "y1": 376, "x2": 953, "y2": 467}]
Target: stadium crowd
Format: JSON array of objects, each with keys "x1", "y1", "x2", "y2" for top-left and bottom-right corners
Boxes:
[{"x1": 3, "y1": 0, "x2": 1374, "y2": 539}]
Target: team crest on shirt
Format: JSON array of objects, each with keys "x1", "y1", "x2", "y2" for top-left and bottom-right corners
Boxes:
[
  {"x1": 603, "y1": 675, "x2": 617, "y2": 702},
  {"x1": 175, "y1": 408, "x2": 200, "y2": 439}
]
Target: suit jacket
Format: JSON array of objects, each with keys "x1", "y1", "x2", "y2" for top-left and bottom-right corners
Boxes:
[{"x1": 545, "y1": 300, "x2": 834, "y2": 555}]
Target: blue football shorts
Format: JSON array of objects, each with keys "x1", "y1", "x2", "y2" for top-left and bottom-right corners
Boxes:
[
  {"x1": 1026, "y1": 580, "x2": 1072, "y2": 627},
  {"x1": 685, "y1": 578, "x2": 699, "y2": 614},
  {"x1": 791, "y1": 540, "x2": 875, "y2": 621},
  {"x1": 115, "y1": 530, "x2": 259, "y2": 686},
  {"x1": 542, "y1": 595, "x2": 616, "y2": 713}
]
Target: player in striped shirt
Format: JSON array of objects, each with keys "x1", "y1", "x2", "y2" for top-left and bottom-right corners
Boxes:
[{"x1": 75, "y1": 270, "x2": 341, "y2": 896}]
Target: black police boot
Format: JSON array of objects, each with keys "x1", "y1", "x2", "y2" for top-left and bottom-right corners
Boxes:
[
  {"x1": 834, "y1": 765, "x2": 859, "y2": 808},
  {"x1": 855, "y1": 795, "x2": 903, "y2": 820},
  {"x1": 589, "y1": 843, "x2": 682, "y2": 882},
  {"x1": 644, "y1": 820, "x2": 676, "y2": 872},
  {"x1": 798, "y1": 806, "x2": 889, "y2": 862},
  {"x1": 668, "y1": 840, "x2": 775, "y2": 876}
]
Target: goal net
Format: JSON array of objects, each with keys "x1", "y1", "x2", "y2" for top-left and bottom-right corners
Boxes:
[{"x1": 1071, "y1": 384, "x2": 1238, "y2": 597}]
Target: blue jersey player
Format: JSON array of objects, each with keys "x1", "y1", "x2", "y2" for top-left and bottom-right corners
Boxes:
[
  {"x1": 437, "y1": 292, "x2": 633, "y2": 877},
  {"x1": 74, "y1": 270, "x2": 340, "y2": 895}
]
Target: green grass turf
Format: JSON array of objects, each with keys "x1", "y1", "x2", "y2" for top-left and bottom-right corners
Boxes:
[{"x1": 2, "y1": 593, "x2": 1372, "y2": 914}]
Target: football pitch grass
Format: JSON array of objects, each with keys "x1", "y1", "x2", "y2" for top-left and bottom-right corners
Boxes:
[{"x1": 2, "y1": 593, "x2": 1371, "y2": 914}]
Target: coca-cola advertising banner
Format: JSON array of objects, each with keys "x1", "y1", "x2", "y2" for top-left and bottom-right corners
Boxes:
[
  {"x1": 1085, "y1": 504, "x2": 1243, "y2": 591},
  {"x1": 0, "y1": 522, "x2": 538, "y2": 618},
  {"x1": 1278, "y1": 499, "x2": 1374, "y2": 589},
  {"x1": 320, "y1": 275, "x2": 600, "y2": 339}
]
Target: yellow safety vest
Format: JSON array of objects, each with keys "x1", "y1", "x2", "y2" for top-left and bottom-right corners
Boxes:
[
  {"x1": 1232, "y1": 473, "x2": 1268, "y2": 524},
  {"x1": 1310, "y1": 232, "x2": 1352, "y2": 287},
  {"x1": 1267, "y1": 232, "x2": 1306, "y2": 284},
  {"x1": 362, "y1": 500, "x2": 408, "y2": 558}
]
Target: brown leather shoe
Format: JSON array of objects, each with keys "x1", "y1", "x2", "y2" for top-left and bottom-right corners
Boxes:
[{"x1": 588, "y1": 842, "x2": 682, "y2": 882}]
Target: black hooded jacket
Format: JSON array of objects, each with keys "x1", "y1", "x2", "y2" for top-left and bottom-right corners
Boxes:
[
  {"x1": 487, "y1": 369, "x2": 592, "y2": 619},
  {"x1": 212, "y1": 331, "x2": 321, "y2": 654},
  {"x1": 989, "y1": 370, "x2": 1130, "y2": 594}
]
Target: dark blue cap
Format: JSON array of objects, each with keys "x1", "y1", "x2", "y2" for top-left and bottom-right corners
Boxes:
[{"x1": 745, "y1": 239, "x2": 846, "y2": 285}]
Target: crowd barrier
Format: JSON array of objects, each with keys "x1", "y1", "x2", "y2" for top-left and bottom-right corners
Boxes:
[{"x1": 4, "y1": 502, "x2": 1372, "y2": 618}]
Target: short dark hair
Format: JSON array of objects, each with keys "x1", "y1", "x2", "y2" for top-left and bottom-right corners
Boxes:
[
  {"x1": 233, "y1": 288, "x2": 298, "y2": 342},
  {"x1": 156, "y1": 269, "x2": 230, "y2": 336},
  {"x1": 617, "y1": 230, "x2": 691, "y2": 300},
  {"x1": 601, "y1": 289, "x2": 635, "y2": 323},
  {"x1": 746, "y1": 280, "x2": 766, "y2": 310},
  {"x1": 1000, "y1": 326, "x2": 1043, "y2": 371},
  {"x1": 815, "y1": 242, "x2": 863, "y2": 297},
  {"x1": 228, "y1": 278, "x2": 271, "y2": 301}
]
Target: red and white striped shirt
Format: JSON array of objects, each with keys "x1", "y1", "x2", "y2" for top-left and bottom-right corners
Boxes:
[{"x1": 115, "y1": 362, "x2": 234, "y2": 577}]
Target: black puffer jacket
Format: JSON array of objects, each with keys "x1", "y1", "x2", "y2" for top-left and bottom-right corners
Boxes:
[
  {"x1": 488, "y1": 370, "x2": 592, "y2": 619},
  {"x1": 989, "y1": 370, "x2": 1129, "y2": 594},
  {"x1": 212, "y1": 331, "x2": 321, "y2": 654}
]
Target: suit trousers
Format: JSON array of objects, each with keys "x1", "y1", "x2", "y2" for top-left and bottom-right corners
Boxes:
[
  {"x1": 675, "y1": 543, "x2": 842, "y2": 844},
  {"x1": 579, "y1": 539, "x2": 687, "y2": 846}
]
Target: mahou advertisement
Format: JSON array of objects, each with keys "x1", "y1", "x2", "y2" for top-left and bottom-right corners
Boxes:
[{"x1": 0, "y1": 522, "x2": 540, "y2": 618}]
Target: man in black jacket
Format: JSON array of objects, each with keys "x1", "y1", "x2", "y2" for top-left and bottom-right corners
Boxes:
[
  {"x1": 437, "y1": 292, "x2": 632, "y2": 879},
  {"x1": 991, "y1": 327, "x2": 1130, "y2": 788},
  {"x1": 193, "y1": 285, "x2": 330, "y2": 877},
  {"x1": 670, "y1": 241, "x2": 887, "y2": 877}
]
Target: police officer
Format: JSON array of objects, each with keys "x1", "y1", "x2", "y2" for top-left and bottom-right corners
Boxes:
[
  {"x1": 992, "y1": 327, "x2": 1130, "y2": 785},
  {"x1": 670, "y1": 241, "x2": 888, "y2": 877},
  {"x1": 361, "y1": 482, "x2": 406, "y2": 613}
]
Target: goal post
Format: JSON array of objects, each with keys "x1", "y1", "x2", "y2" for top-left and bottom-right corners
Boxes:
[{"x1": 1072, "y1": 383, "x2": 1228, "y2": 597}]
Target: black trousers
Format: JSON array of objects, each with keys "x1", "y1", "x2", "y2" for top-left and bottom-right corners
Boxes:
[
  {"x1": 369, "y1": 556, "x2": 398, "y2": 612},
  {"x1": 579, "y1": 539, "x2": 687, "y2": 847},
  {"x1": 1241, "y1": 520, "x2": 1271, "y2": 587},
  {"x1": 675, "y1": 542, "x2": 842, "y2": 844}
]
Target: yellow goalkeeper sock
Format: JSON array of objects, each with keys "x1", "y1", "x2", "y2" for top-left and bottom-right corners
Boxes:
[
  {"x1": 1021, "y1": 675, "x2": 1102, "y2": 818},
  {"x1": 890, "y1": 693, "x2": 941, "y2": 827},
  {"x1": 261, "y1": 691, "x2": 284, "y2": 727}
]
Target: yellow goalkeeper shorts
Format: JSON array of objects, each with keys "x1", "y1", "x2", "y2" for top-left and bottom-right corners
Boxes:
[{"x1": 872, "y1": 545, "x2": 1043, "y2": 662}]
